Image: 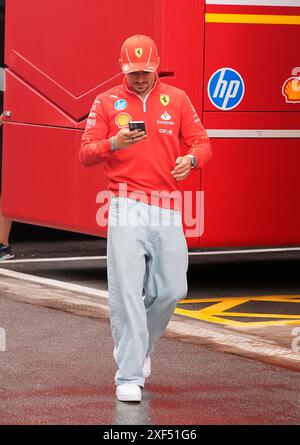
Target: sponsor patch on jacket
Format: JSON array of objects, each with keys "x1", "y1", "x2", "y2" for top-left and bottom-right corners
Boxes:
[
  {"x1": 159, "y1": 128, "x2": 173, "y2": 135},
  {"x1": 161, "y1": 111, "x2": 171, "y2": 120},
  {"x1": 115, "y1": 112, "x2": 131, "y2": 128},
  {"x1": 91, "y1": 99, "x2": 100, "y2": 111},
  {"x1": 114, "y1": 99, "x2": 128, "y2": 110},
  {"x1": 157, "y1": 110, "x2": 174, "y2": 126},
  {"x1": 160, "y1": 94, "x2": 170, "y2": 106}
]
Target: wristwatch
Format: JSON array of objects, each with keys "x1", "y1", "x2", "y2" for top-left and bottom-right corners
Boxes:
[{"x1": 186, "y1": 154, "x2": 197, "y2": 169}]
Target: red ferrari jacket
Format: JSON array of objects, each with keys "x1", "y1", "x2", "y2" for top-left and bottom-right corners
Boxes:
[{"x1": 80, "y1": 76, "x2": 212, "y2": 210}]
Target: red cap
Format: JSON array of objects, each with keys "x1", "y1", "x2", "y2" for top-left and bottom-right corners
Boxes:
[{"x1": 120, "y1": 34, "x2": 159, "y2": 74}]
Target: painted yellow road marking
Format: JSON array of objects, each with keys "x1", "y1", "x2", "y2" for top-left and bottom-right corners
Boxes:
[
  {"x1": 205, "y1": 13, "x2": 300, "y2": 25},
  {"x1": 175, "y1": 295, "x2": 300, "y2": 327},
  {"x1": 223, "y1": 312, "x2": 300, "y2": 319}
]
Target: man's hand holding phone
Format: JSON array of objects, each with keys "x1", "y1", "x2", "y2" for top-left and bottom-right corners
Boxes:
[
  {"x1": 112, "y1": 121, "x2": 146, "y2": 151},
  {"x1": 129, "y1": 121, "x2": 146, "y2": 133}
]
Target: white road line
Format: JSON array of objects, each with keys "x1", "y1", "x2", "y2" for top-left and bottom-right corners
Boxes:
[
  {"x1": 2, "y1": 256, "x2": 107, "y2": 264},
  {"x1": 0, "y1": 268, "x2": 108, "y2": 299},
  {"x1": 2, "y1": 246, "x2": 300, "y2": 264}
]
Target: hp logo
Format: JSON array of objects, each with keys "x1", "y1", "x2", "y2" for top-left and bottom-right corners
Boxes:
[
  {"x1": 208, "y1": 68, "x2": 245, "y2": 110},
  {"x1": 114, "y1": 99, "x2": 127, "y2": 110}
]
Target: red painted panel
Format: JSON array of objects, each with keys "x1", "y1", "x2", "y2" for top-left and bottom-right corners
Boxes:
[
  {"x1": 5, "y1": 0, "x2": 163, "y2": 120},
  {"x1": 159, "y1": 0, "x2": 205, "y2": 116},
  {"x1": 204, "y1": 21, "x2": 300, "y2": 112},
  {"x1": 202, "y1": 5, "x2": 300, "y2": 247},
  {"x1": 203, "y1": 111, "x2": 300, "y2": 130},
  {"x1": 2, "y1": 123, "x2": 107, "y2": 236},
  {"x1": 200, "y1": 138, "x2": 300, "y2": 247},
  {"x1": 5, "y1": 0, "x2": 206, "y2": 121},
  {"x1": 4, "y1": 70, "x2": 80, "y2": 128},
  {"x1": 6, "y1": 1, "x2": 299, "y2": 249},
  {"x1": 3, "y1": 0, "x2": 206, "y2": 248}
]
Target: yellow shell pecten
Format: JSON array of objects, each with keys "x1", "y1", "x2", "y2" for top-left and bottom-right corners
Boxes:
[{"x1": 283, "y1": 77, "x2": 300, "y2": 102}]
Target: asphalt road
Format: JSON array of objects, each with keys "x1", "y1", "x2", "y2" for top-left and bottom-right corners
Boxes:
[
  {"x1": 2, "y1": 235, "x2": 300, "y2": 319},
  {"x1": 0, "y1": 296, "x2": 299, "y2": 425},
  {"x1": 0, "y1": 227, "x2": 299, "y2": 425}
]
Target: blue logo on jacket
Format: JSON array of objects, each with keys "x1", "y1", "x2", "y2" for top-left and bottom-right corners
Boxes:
[
  {"x1": 114, "y1": 99, "x2": 128, "y2": 110},
  {"x1": 208, "y1": 68, "x2": 244, "y2": 110}
]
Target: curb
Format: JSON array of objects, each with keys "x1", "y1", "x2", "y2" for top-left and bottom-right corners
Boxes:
[{"x1": 0, "y1": 268, "x2": 299, "y2": 372}]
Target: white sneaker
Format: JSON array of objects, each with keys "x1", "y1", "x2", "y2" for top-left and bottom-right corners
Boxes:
[
  {"x1": 143, "y1": 356, "x2": 151, "y2": 378},
  {"x1": 116, "y1": 384, "x2": 142, "y2": 402}
]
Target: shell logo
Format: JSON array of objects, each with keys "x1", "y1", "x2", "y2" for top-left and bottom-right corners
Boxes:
[
  {"x1": 282, "y1": 77, "x2": 300, "y2": 103},
  {"x1": 115, "y1": 112, "x2": 132, "y2": 128}
]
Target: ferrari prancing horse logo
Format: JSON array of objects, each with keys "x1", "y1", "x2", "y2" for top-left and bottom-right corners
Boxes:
[
  {"x1": 160, "y1": 94, "x2": 170, "y2": 106},
  {"x1": 135, "y1": 48, "x2": 143, "y2": 58}
]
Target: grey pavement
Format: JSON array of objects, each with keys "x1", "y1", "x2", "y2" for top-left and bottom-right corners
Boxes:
[
  {"x1": 0, "y1": 297, "x2": 299, "y2": 425},
  {"x1": 2, "y1": 236, "x2": 300, "y2": 355},
  {"x1": 0, "y1": 230, "x2": 300, "y2": 424}
]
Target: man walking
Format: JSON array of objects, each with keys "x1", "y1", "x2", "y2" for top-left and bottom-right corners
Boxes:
[{"x1": 80, "y1": 35, "x2": 212, "y2": 402}]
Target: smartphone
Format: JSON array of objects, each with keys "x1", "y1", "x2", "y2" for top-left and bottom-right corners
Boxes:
[{"x1": 129, "y1": 121, "x2": 146, "y2": 134}]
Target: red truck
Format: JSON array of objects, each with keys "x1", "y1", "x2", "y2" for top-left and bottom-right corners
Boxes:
[{"x1": 2, "y1": 0, "x2": 300, "y2": 248}]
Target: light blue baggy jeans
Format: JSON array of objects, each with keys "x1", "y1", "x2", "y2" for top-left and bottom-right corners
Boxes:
[{"x1": 107, "y1": 197, "x2": 189, "y2": 387}]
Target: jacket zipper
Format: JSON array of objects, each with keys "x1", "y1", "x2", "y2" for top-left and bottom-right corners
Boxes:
[{"x1": 125, "y1": 84, "x2": 156, "y2": 113}]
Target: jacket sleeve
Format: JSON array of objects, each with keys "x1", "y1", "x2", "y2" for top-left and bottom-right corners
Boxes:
[
  {"x1": 180, "y1": 93, "x2": 212, "y2": 169},
  {"x1": 79, "y1": 97, "x2": 114, "y2": 167}
]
